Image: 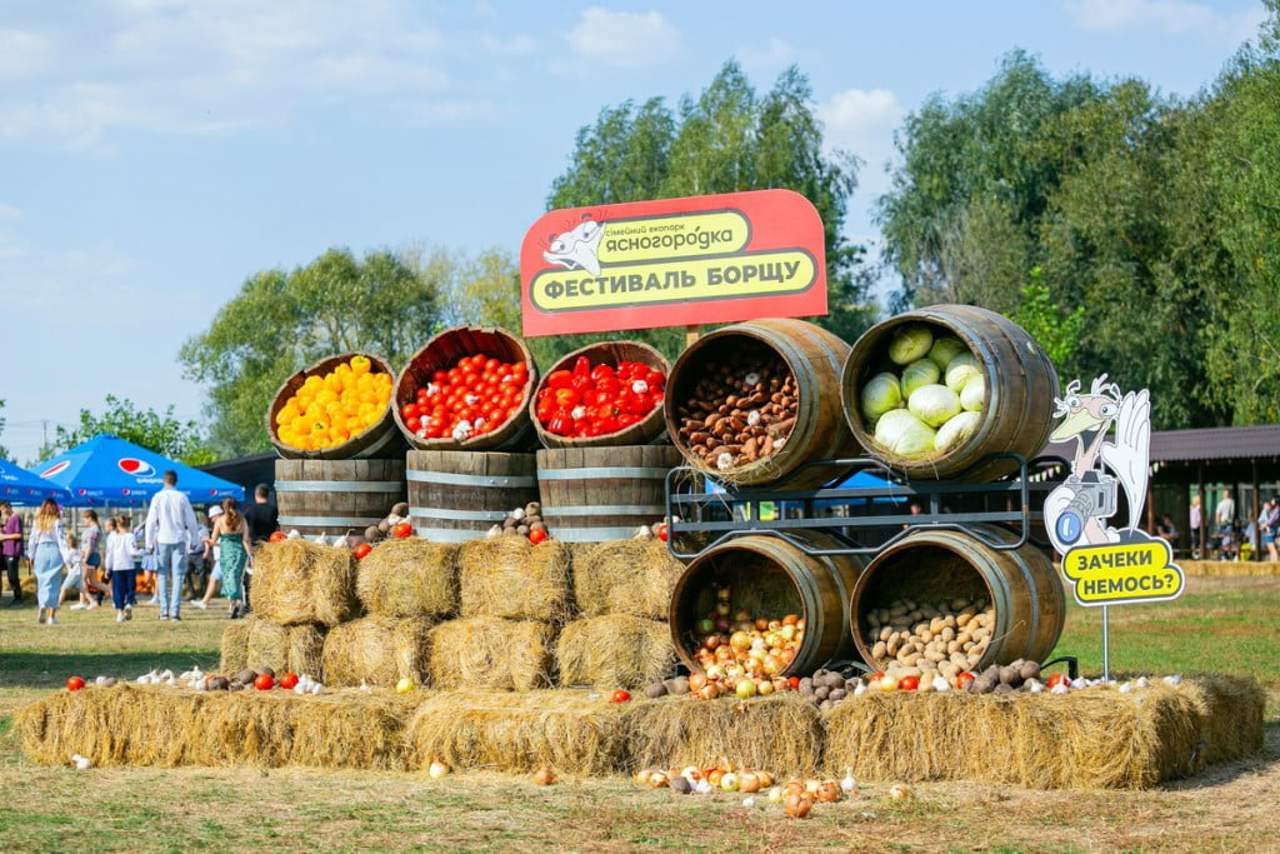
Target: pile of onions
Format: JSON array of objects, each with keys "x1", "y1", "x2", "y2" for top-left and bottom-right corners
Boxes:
[{"x1": 690, "y1": 584, "x2": 805, "y2": 690}]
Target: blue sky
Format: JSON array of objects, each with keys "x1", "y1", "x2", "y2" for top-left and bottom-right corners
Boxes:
[{"x1": 0, "y1": 0, "x2": 1266, "y2": 463}]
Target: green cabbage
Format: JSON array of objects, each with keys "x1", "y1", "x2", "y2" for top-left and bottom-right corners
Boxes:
[
  {"x1": 860, "y1": 372, "x2": 903, "y2": 422},
  {"x1": 927, "y1": 336, "x2": 967, "y2": 370},
  {"x1": 888, "y1": 324, "x2": 934, "y2": 365},
  {"x1": 901, "y1": 359, "x2": 941, "y2": 398},
  {"x1": 908, "y1": 384, "x2": 962, "y2": 428},
  {"x1": 944, "y1": 353, "x2": 982, "y2": 392},
  {"x1": 874, "y1": 409, "x2": 936, "y2": 458},
  {"x1": 960, "y1": 375, "x2": 984, "y2": 412},
  {"x1": 935, "y1": 411, "x2": 982, "y2": 453}
]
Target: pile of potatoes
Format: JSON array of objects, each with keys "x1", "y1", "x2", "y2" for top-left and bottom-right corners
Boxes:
[{"x1": 862, "y1": 595, "x2": 994, "y2": 684}]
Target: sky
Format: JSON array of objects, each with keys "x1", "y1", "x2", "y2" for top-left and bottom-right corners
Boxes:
[{"x1": 0, "y1": 0, "x2": 1267, "y2": 464}]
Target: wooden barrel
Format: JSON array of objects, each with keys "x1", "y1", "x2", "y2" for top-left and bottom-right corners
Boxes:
[
  {"x1": 841, "y1": 305, "x2": 1059, "y2": 481},
  {"x1": 268, "y1": 353, "x2": 406, "y2": 460},
  {"x1": 669, "y1": 533, "x2": 869, "y2": 677},
  {"x1": 532, "y1": 340, "x2": 670, "y2": 448},
  {"x1": 848, "y1": 526, "x2": 1065, "y2": 672},
  {"x1": 664, "y1": 318, "x2": 855, "y2": 490},
  {"x1": 536, "y1": 445, "x2": 680, "y2": 542},
  {"x1": 406, "y1": 450, "x2": 539, "y2": 543},
  {"x1": 274, "y1": 459, "x2": 405, "y2": 539},
  {"x1": 393, "y1": 326, "x2": 537, "y2": 452}
]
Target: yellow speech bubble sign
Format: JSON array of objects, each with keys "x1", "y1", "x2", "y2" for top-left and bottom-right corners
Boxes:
[{"x1": 1061, "y1": 537, "x2": 1185, "y2": 607}]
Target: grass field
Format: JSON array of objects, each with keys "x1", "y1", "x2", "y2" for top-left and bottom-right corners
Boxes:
[{"x1": 1, "y1": 577, "x2": 1277, "y2": 852}]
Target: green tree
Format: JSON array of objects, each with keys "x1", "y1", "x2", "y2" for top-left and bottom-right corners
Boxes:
[
  {"x1": 543, "y1": 60, "x2": 877, "y2": 360},
  {"x1": 1010, "y1": 268, "x2": 1083, "y2": 372},
  {"x1": 34, "y1": 395, "x2": 214, "y2": 466},
  {"x1": 181, "y1": 247, "x2": 449, "y2": 456},
  {"x1": 0, "y1": 399, "x2": 9, "y2": 462}
]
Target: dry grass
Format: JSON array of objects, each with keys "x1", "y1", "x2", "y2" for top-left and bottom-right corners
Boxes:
[
  {"x1": 622, "y1": 694, "x2": 825, "y2": 777},
  {"x1": 1181, "y1": 560, "x2": 1280, "y2": 577},
  {"x1": 458, "y1": 538, "x2": 570, "y2": 622},
  {"x1": 356, "y1": 539, "x2": 458, "y2": 618},
  {"x1": 320, "y1": 616, "x2": 433, "y2": 687},
  {"x1": 821, "y1": 675, "x2": 1265, "y2": 788},
  {"x1": 405, "y1": 689, "x2": 629, "y2": 775},
  {"x1": 14, "y1": 683, "x2": 421, "y2": 770},
  {"x1": 252, "y1": 540, "x2": 358, "y2": 627},
  {"x1": 572, "y1": 540, "x2": 684, "y2": 619},
  {"x1": 427, "y1": 617, "x2": 553, "y2": 692},
  {"x1": 556, "y1": 615, "x2": 675, "y2": 690}
]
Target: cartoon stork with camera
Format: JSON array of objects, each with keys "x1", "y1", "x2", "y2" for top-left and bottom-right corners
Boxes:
[{"x1": 1044, "y1": 375, "x2": 1152, "y2": 554}]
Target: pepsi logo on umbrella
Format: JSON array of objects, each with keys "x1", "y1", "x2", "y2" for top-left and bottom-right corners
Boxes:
[
  {"x1": 41, "y1": 460, "x2": 71, "y2": 478},
  {"x1": 117, "y1": 458, "x2": 156, "y2": 478}
]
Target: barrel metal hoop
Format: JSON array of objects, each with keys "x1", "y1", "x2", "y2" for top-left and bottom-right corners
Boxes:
[
  {"x1": 545, "y1": 526, "x2": 653, "y2": 542},
  {"x1": 275, "y1": 480, "x2": 403, "y2": 493},
  {"x1": 413, "y1": 527, "x2": 486, "y2": 543},
  {"x1": 406, "y1": 470, "x2": 536, "y2": 488},
  {"x1": 409, "y1": 506, "x2": 510, "y2": 522},
  {"x1": 278, "y1": 515, "x2": 383, "y2": 527},
  {"x1": 542, "y1": 504, "x2": 666, "y2": 517},
  {"x1": 537, "y1": 466, "x2": 670, "y2": 480}
]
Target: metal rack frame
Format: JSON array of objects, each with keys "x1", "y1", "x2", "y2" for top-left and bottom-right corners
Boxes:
[{"x1": 664, "y1": 453, "x2": 1070, "y2": 560}]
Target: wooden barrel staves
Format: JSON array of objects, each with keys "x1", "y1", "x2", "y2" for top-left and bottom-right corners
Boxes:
[
  {"x1": 848, "y1": 525, "x2": 1065, "y2": 673},
  {"x1": 268, "y1": 353, "x2": 406, "y2": 461},
  {"x1": 406, "y1": 450, "x2": 539, "y2": 543},
  {"x1": 274, "y1": 458, "x2": 406, "y2": 539},
  {"x1": 536, "y1": 446, "x2": 681, "y2": 543},
  {"x1": 841, "y1": 304, "x2": 1059, "y2": 481}
]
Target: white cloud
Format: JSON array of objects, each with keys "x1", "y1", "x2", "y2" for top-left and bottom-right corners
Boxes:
[
  {"x1": 740, "y1": 37, "x2": 795, "y2": 72},
  {"x1": 568, "y1": 7, "x2": 677, "y2": 67},
  {"x1": 0, "y1": 29, "x2": 51, "y2": 78},
  {"x1": 817, "y1": 88, "x2": 906, "y2": 200},
  {"x1": 1065, "y1": 0, "x2": 1266, "y2": 43}
]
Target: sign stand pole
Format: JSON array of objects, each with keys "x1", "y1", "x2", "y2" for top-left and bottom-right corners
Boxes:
[
  {"x1": 685, "y1": 324, "x2": 701, "y2": 348},
  {"x1": 1101, "y1": 605, "x2": 1111, "y2": 681}
]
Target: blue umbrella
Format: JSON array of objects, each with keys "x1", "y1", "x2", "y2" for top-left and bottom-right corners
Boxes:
[
  {"x1": 0, "y1": 458, "x2": 72, "y2": 505},
  {"x1": 32, "y1": 434, "x2": 244, "y2": 507}
]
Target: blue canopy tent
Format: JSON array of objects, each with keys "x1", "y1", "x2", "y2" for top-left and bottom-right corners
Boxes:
[
  {"x1": 0, "y1": 459, "x2": 72, "y2": 506},
  {"x1": 33, "y1": 434, "x2": 244, "y2": 507}
]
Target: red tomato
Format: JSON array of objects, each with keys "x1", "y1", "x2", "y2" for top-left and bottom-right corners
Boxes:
[
  {"x1": 432, "y1": 370, "x2": 448, "y2": 385},
  {"x1": 899, "y1": 675, "x2": 920, "y2": 691},
  {"x1": 610, "y1": 689, "x2": 631, "y2": 703},
  {"x1": 572, "y1": 355, "x2": 590, "y2": 377},
  {"x1": 645, "y1": 369, "x2": 666, "y2": 389},
  {"x1": 406, "y1": 415, "x2": 421, "y2": 431},
  {"x1": 354, "y1": 543, "x2": 373, "y2": 559},
  {"x1": 484, "y1": 357, "x2": 500, "y2": 373},
  {"x1": 279, "y1": 672, "x2": 299, "y2": 690},
  {"x1": 956, "y1": 671, "x2": 977, "y2": 690},
  {"x1": 617, "y1": 413, "x2": 641, "y2": 427},
  {"x1": 654, "y1": 522, "x2": 669, "y2": 542},
  {"x1": 269, "y1": 531, "x2": 287, "y2": 543},
  {"x1": 1046, "y1": 673, "x2": 1069, "y2": 690},
  {"x1": 401, "y1": 404, "x2": 418, "y2": 420},
  {"x1": 590, "y1": 364, "x2": 615, "y2": 382},
  {"x1": 528, "y1": 528, "x2": 548, "y2": 545},
  {"x1": 254, "y1": 673, "x2": 274, "y2": 691},
  {"x1": 787, "y1": 676, "x2": 801, "y2": 690},
  {"x1": 66, "y1": 675, "x2": 86, "y2": 692},
  {"x1": 392, "y1": 522, "x2": 413, "y2": 539},
  {"x1": 546, "y1": 370, "x2": 573, "y2": 389}
]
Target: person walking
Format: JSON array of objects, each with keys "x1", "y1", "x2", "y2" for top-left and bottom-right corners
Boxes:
[
  {"x1": 1261, "y1": 498, "x2": 1280, "y2": 563},
  {"x1": 28, "y1": 499, "x2": 68, "y2": 625},
  {"x1": 205, "y1": 498, "x2": 252, "y2": 619},
  {"x1": 60, "y1": 533, "x2": 83, "y2": 607},
  {"x1": 0, "y1": 501, "x2": 25, "y2": 606},
  {"x1": 1214, "y1": 490, "x2": 1236, "y2": 560},
  {"x1": 190, "y1": 505, "x2": 223, "y2": 610},
  {"x1": 80, "y1": 510, "x2": 107, "y2": 608},
  {"x1": 144, "y1": 470, "x2": 201, "y2": 622},
  {"x1": 240, "y1": 484, "x2": 277, "y2": 613},
  {"x1": 105, "y1": 513, "x2": 140, "y2": 622},
  {"x1": 1189, "y1": 495, "x2": 1203, "y2": 558}
]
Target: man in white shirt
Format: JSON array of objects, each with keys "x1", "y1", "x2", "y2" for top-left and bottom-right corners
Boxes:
[{"x1": 145, "y1": 470, "x2": 201, "y2": 621}]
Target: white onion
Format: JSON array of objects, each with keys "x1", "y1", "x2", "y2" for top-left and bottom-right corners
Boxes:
[{"x1": 907, "y1": 384, "x2": 961, "y2": 428}]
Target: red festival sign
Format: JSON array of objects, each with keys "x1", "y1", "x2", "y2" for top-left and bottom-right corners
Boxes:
[{"x1": 519, "y1": 189, "x2": 827, "y2": 337}]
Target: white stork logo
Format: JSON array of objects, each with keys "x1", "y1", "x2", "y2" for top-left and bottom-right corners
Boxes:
[{"x1": 1044, "y1": 374, "x2": 1152, "y2": 554}]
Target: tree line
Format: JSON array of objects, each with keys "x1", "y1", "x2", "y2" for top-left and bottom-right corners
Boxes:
[{"x1": 129, "y1": 3, "x2": 1280, "y2": 458}]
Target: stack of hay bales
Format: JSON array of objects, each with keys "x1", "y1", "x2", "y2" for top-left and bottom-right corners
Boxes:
[
  {"x1": 323, "y1": 539, "x2": 458, "y2": 687},
  {"x1": 428, "y1": 538, "x2": 569, "y2": 691},
  {"x1": 557, "y1": 540, "x2": 680, "y2": 689},
  {"x1": 220, "y1": 540, "x2": 358, "y2": 679}
]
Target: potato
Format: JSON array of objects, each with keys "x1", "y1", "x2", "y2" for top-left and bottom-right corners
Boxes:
[
  {"x1": 814, "y1": 686, "x2": 830, "y2": 701},
  {"x1": 644, "y1": 682, "x2": 667, "y2": 699},
  {"x1": 664, "y1": 677, "x2": 690, "y2": 695},
  {"x1": 998, "y1": 665, "x2": 1019, "y2": 686},
  {"x1": 1019, "y1": 660, "x2": 1041, "y2": 682}
]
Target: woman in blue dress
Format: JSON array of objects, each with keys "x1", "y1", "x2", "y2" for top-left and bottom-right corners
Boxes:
[{"x1": 28, "y1": 499, "x2": 67, "y2": 625}]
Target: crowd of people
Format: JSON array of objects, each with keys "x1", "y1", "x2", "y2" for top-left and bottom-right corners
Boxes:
[
  {"x1": 0, "y1": 473, "x2": 277, "y2": 625},
  {"x1": 1178, "y1": 490, "x2": 1280, "y2": 561}
]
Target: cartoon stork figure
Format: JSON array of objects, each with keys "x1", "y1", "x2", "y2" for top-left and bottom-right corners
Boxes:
[{"x1": 1044, "y1": 375, "x2": 1152, "y2": 555}]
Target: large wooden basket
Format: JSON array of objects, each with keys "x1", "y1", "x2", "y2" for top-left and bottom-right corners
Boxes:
[{"x1": 267, "y1": 352, "x2": 405, "y2": 460}]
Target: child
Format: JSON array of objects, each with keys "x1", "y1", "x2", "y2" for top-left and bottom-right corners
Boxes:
[
  {"x1": 105, "y1": 514, "x2": 140, "y2": 623},
  {"x1": 61, "y1": 533, "x2": 85, "y2": 608}
]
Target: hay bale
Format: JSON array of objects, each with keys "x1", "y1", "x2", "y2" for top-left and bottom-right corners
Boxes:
[
  {"x1": 252, "y1": 539, "x2": 357, "y2": 626},
  {"x1": 219, "y1": 619, "x2": 253, "y2": 674},
  {"x1": 15, "y1": 684, "x2": 418, "y2": 770},
  {"x1": 428, "y1": 617, "x2": 553, "y2": 691},
  {"x1": 321, "y1": 616, "x2": 433, "y2": 687},
  {"x1": 286, "y1": 624, "x2": 327, "y2": 679},
  {"x1": 573, "y1": 540, "x2": 684, "y2": 618},
  {"x1": 623, "y1": 694, "x2": 824, "y2": 777},
  {"x1": 244, "y1": 620, "x2": 327, "y2": 679},
  {"x1": 405, "y1": 689, "x2": 628, "y2": 775},
  {"x1": 458, "y1": 538, "x2": 570, "y2": 622},
  {"x1": 556, "y1": 615, "x2": 675, "y2": 689},
  {"x1": 820, "y1": 675, "x2": 1266, "y2": 788},
  {"x1": 357, "y1": 539, "x2": 458, "y2": 618}
]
